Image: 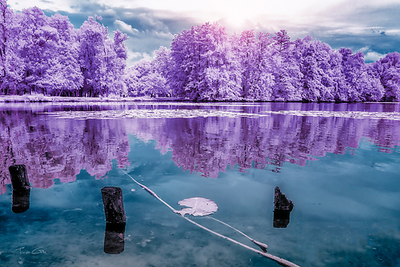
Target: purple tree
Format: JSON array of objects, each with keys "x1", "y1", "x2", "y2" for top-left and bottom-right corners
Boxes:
[
  {"x1": 78, "y1": 16, "x2": 128, "y2": 97},
  {"x1": 9, "y1": 7, "x2": 56, "y2": 95},
  {"x1": 0, "y1": 0, "x2": 8, "y2": 81},
  {"x1": 233, "y1": 30, "x2": 274, "y2": 100},
  {"x1": 0, "y1": 3, "x2": 25, "y2": 95},
  {"x1": 2, "y1": 7, "x2": 84, "y2": 96},
  {"x1": 78, "y1": 16, "x2": 109, "y2": 97},
  {"x1": 235, "y1": 30, "x2": 257, "y2": 99},
  {"x1": 170, "y1": 22, "x2": 241, "y2": 101},
  {"x1": 39, "y1": 13, "x2": 83, "y2": 96},
  {"x1": 296, "y1": 37, "x2": 336, "y2": 102},
  {"x1": 98, "y1": 30, "x2": 128, "y2": 97},
  {"x1": 270, "y1": 30, "x2": 303, "y2": 101},
  {"x1": 249, "y1": 32, "x2": 275, "y2": 101},
  {"x1": 328, "y1": 48, "x2": 348, "y2": 102},
  {"x1": 125, "y1": 59, "x2": 167, "y2": 97},
  {"x1": 373, "y1": 52, "x2": 400, "y2": 102},
  {"x1": 153, "y1": 46, "x2": 173, "y2": 96},
  {"x1": 110, "y1": 30, "x2": 128, "y2": 96},
  {"x1": 340, "y1": 48, "x2": 383, "y2": 102}
]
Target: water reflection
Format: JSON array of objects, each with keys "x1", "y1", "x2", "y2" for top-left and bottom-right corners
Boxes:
[
  {"x1": 12, "y1": 188, "x2": 30, "y2": 213},
  {"x1": 0, "y1": 108, "x2": 131, "y2": 194},
  {"x1": 0, "y1": 102, "x2": 399, "y2": 266},
  {"x1": 0, "y1": 103, "x2": 399, "y2": 193},
  {"x1": 128, "y1": 103, "x2": 400, "y2": 177},
  {"x1": 104, "y1": 223, "x2": 126, "y2": 254}
]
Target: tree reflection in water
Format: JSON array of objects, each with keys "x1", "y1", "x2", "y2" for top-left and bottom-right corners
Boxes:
[{"x1": 0, "y1": 103, "x2": 399, "y2": 193}]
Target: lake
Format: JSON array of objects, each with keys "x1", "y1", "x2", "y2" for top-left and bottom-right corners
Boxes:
[{"x1": 0, "y1": 101, "x2": 399, "y2": 266}]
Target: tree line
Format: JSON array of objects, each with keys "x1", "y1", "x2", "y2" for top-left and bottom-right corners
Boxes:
[
  {"x1": 0, "y1": 1, "x2": 127, "y2": 97},
  {"x1": 1, "y1": 1, "x2": 400, "y2": 102},
  {"x1": 136, "y1": 23, "x2": 400, "y2": 102}
]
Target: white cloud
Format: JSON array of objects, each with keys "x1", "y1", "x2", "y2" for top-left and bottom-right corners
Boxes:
[
  {"x1": 9, "y1": 0, "x2": 75, "y2": 12},
  {"x1": 114, "y1": 20, "x2": 139, "y2": 36},
  {"x1": 147, "y1": 30, "x2": 174, "y2": 39},
  {"x1": 126, "y1": 51, "x2": 154, "y2": 67},
  {"x1": 359, "y1": 46, "x2": 370, "y2": 53},
  {"x1": 103, "y1": 8, "x2": 117, "y2": 16},
  {"x1": 8, "y1": 0, "x2": 400, "y2": 65},
  {"x1": 364, "y1": 51, "x2": 385, "y2": 62},
  {"x1": 384, "y1": 29, "x2": 400, "y2": 35},
  {"x1": 138, "y1": 13, "x2": 169, "y2": 32},
  {"x1": 359, "y1": 47, "x2": 386, "y2": 62}
]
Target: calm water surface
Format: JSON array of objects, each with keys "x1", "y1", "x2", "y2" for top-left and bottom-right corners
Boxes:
[{"x1": 0, "y1": 102, "x2": 399, "y2": 266}]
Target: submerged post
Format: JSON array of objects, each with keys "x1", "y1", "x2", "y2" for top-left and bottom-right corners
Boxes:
[
  {"x1": 273, "y1": 186, "x2": 294, "y2": 228},
  {"x1": 9, "y1": 165, "x2": 30, "y2": 213},
  {"x1": 101, "y1": 186, "x2": 126, "y2": 254}
]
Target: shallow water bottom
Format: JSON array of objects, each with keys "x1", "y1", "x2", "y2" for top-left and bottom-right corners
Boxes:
[{"x1": 0, "y1": 136, "x2": 400, "y2": 267}]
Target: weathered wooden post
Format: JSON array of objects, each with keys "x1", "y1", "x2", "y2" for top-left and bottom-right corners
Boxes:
[
  {"x1": 101, "y1": 186, "x2": 126, "y2": 254},
  {"x1": 9, "y1": 165, "x2": 30, "y2": 213},
  {"x1": 273, "y1": 186, "x2": 294, "y2": 228}
]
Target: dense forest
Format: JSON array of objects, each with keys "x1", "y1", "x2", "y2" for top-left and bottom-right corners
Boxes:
[{"x1": 1, "y1": 0, "x2": 400, "y2": 102}]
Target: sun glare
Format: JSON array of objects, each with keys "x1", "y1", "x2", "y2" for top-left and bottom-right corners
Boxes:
[
  {"x1": 208, "y1": 0, "x2": 304, "y2": 30},
  {"x1": 210, "y1": 0, "x2": 261, "y2": 29},
  {"x1": 222, "y1": 5, "x2": 257, "y2": 29},
  {"x1": 205, "y1": 0, "x2": 347, "y2": 31}
]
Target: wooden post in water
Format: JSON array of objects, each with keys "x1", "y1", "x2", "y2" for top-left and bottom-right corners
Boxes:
[
  {"x1": 101, "y1": 186, "x2": 126, "y2": 254},
  {"x1": 9, "y1": 165, "x2": 30, "y2": 213},
  {"x1": 273, "y1": 186, "x2": 294, "y2": 228},
  {"x1": 101, "y1": 187, "x2": 126, "y2": 224}
]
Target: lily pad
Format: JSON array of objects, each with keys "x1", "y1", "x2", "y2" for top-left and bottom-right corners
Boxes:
[{"x1": 176, "y1": 197, "x2": 218, "y2": 216}]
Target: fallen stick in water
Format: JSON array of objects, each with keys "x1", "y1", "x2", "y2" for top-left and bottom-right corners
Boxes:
[
  {"x1": 122, "y1": 170, "x2": 300, "y2": 267},
  {"x1": 207, "y1": 216, "x2": 268, "y2": 253}
]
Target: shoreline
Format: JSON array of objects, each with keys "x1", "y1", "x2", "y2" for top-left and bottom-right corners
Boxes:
[
  {"x1": 0, "y1": 95, "x2": 155, "y2": 103},
  {"x1": 0, "y1": 95, "x2": 398, "y2": 104}
]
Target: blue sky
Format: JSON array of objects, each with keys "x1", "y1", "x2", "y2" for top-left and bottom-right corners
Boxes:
[{"x1": 9, "y1": 0, "x2": 400, "y2": 67}]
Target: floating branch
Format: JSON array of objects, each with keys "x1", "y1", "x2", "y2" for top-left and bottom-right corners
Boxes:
[
  {"x1": 207, "y1": 217, "x2": 268, "y2": 253},
  {"x1": 122, "y1": 170, "x2": 299, "y2": 267},
  {"x1": 183, "y1": 216, "x2": 298, "y2": 267}
]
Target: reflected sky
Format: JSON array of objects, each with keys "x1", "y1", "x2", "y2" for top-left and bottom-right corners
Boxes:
[{"x1": 0, "y1": 102, "x2": 399, "y2": 266}]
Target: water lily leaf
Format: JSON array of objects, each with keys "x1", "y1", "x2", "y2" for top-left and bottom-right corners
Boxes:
[{"x1": 176, "y1": 197, "x2": 218, "y2": 216}]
